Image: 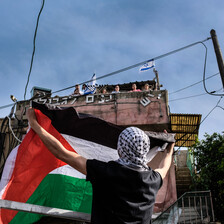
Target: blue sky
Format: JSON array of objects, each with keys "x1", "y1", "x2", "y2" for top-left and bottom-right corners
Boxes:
[{"x1": 0, "y1": 0, "x2": 224, "y2": 140}]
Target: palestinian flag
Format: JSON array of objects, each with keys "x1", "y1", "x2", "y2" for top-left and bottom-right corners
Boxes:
[
  {"x1": 0, "y1": 102, "x2": 124, "y2": 224},
  {"x1": 0, "y1": 102, "x2": 175, "y2": 224}
]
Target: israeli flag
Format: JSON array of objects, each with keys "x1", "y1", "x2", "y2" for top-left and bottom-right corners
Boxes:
[
  {"x1": 84, "y1": 74, "x2": 97, "y2": 95},
  {"x1": 139, "y1": 59, "x2": 155, "y2": 72}
]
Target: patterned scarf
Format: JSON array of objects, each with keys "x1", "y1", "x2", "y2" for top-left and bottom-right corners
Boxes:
[{"x1": 117, "y1": 127, "x2": 150, "y2": 170}]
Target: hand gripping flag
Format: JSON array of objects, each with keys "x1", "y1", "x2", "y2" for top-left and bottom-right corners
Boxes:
[
  {"x1": 0, "y1": 102, "x2": 123, "y2": 224},
  {"x1": 0, "y1": 102, "x2": 175, "y2": 223}
]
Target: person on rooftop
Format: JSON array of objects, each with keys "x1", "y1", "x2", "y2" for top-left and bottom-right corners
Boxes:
[
  {"x1": 73, "y1": 84, "x2": 80, "y2": 95},
  {"x1": 112, "y1": 85, "x2": 120, "y2": 93},
  {"x1": 27, "y1": 108, "x2": 175, "y2": 224},
  {"x1": 101, "y1": 87, "x2": 107, "y2": 94},
  {"x1": 142, "y1": 83, "x2": 153, "y2": 92},
  {"x1": 130, "y1": 83, "x2": 141, "y2": 92},
  {"x1": 80, "y1": 84, "x2": 87, "y2": 95}
]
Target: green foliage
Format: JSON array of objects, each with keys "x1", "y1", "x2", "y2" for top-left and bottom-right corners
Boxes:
[{"x1": 190, "y1": 132, "x2": 224, "y2": 222}]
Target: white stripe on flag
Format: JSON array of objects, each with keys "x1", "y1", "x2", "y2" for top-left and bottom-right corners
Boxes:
[
  {"x1": 49, "y1": 164, "x2": 86, "y2": 179},
  {"x1": 61, "y1": 134, "x2": 119, "y2": 162},
  {"x1": 0, "y1": 132, "x2": 118, "y2": 199},
  {"x1": 0, "y1": 145, "x2": 19, "y2": 198},
  {"x1": 139, "y1": 60, "x2": 155, "y2": 72},
  {"x1": 48, "y1": 133, "x2": 120, "y2": 182}
]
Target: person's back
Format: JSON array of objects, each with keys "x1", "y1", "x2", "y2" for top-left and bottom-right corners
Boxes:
[
  {"x1": 86, "y1": 127, "x2": 165, "y2": 223},
  {"x1": 87, "y1": 160, "x2": 162, "y2": 224}
]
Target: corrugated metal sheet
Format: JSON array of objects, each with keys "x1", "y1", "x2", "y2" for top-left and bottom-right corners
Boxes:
[{"x1": 170, "y1": 113, "x2": 202, "y2": 147}]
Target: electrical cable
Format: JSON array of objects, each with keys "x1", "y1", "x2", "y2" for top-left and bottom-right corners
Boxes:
[
  {"x1": 52, "y1": 37, "x2": 211, "y2": 95},
  {"x1": 170, "y1": 40, "x2": 223, "y2": 149},
  {"x1": 0, "y1": 36, "x2": 213, "y2": 110},
  {"x1": 200, "y1": 96, "x2": 222, "y2": 124},
  {"x1": 0, "y1": 117, "x2": 9, "y2": 176},
  {"x1": 200, "y1": 42, "x2": 224, "y2": 97},
  {"x1": 169, "y1": 88, "x2": 223, "y2": 102},
  {"x1": 169, "y1": 72, "x2": 219, "y2": 95},
  {"x1": 0, "y1": 103, "x2": 15, "y2": 110},
  {"x1": 170, "y1": 40, "x2": 223, "y2": 150},
  {"x1": 7, "y1": 116, "x2": 22, "y2": 143},
  {"x1": 0, "y1": 117, "x2": 8, "y2": 165},
  {"x1": 0, "y1": 116, "x2": 23, "y2": 178},
  {"x1": 170, "y1": 92, "x2": 207, "y2": 102},
  {"x1": 174, "y1": 96, "x2": 223, "y2": 151},
  {"x1": 216, "y1": 105, "x2": 224, "y2": 110},
  {"x1": 24, "y1": 0, "x2": 45, "y2": 100},
  {"x1": 0, "y1": 117, "x2": 8, "y2": 133}
]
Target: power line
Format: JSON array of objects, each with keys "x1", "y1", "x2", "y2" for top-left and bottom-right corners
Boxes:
[
  {"x1": 200, "y1": 96, "x2": 223, "y2": 125},
  {"x1": 0, "y1": 76, "x2": 221, "y2": 111},
  {"x1": 200, "y1": 42, "x2": 224, "y2": 97},
  {"x1": 175, "y1": 96, "x2": 223, "y2": 151},
  {"x1": 24, "y1": 0, "x2": 45, "y2": 100},
  {"x1": 7, "y1": 116, "x2": 22, "y2": 143},
  {"x1": 0, "y1": 103, "x2": 15, "y2": 110},
  {"x1": 169, "y1": 88, "x2": 223, "y2": 102},
  {"x1": 169, "y1": 72, "x2": 219, "y2": 95},
  {"x1": 0, "y1": 36, "x2": 212, "y2": 110},
  {"x1": 217, "y1": 105, "x2": 224, "y2": 110},
  {"x1": 52, "y1": 37, "x2": 211, "y2": 95},
  {"x1": 169, "y1": 93, "x2": 207, "y2": 102}
]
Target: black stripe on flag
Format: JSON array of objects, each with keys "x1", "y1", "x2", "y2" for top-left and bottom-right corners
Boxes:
[{"x1": 32, "y1": 102, "x2": 124, "y2": 150}]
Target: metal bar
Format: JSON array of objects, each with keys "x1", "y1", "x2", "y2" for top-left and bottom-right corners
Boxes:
[
  {"x1": 152, "y1": 191, "x2": 213, "y2": 223},
  {"x1": 184, "y1": 190, "x2": 211, "y2": 194},
  {"x1": 200, "y1": 196, "x2": 203, "y2": 221},
  {"x1": 182, "y1": 197, "x2": 186, "y2": 224},
  {"x1": 170, "y1": 124, "x2": 199, "y2": 127},
  {"x1": 172, "y1": 206, "x2": 176, "y2": 224},
  {"x1": 188, "y1": 197, "x2": 191, "y2": 222},
  {"x1": 194, "y1": 196, "x2": 198, "y2": 223},
  {"x1": 209, "y1": 191, "x2": 215, "y2": 221},
  {"x1": 0, "y1": 199, "x2": 91, "y2": 222},
  {"x1": 205, "y1": 196, "x2": 210, "y2": 222}
]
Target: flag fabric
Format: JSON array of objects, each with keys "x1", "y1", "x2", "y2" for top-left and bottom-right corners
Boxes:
[
  {"x1": 88, "y1": 73, "x2": 96, "y2": 87},
  {"x1": 0, "y1": 102, "x2": 123, "y2": 224},
  {"x1": 139, "y1": 60, "x2": 155, "y2": 72},
  {"x1": 83, "y1": 74, "x2": 97, "y2": 95},
  {"x1": 0, "y1": 102, "x2": 175, "y2": 223}
]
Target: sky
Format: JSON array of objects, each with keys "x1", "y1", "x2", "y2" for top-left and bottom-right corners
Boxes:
[{"x1": 0, "y1": 0, "x2": 224, "y2": 141}]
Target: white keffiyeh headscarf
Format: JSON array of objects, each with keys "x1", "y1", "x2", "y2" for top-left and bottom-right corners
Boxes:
[{"x1": 117, "y1": 127, "x2": 150, "y2": 170}]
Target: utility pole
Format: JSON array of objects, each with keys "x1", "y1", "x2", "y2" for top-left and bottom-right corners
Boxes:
[{"x1": 210, "y1": 29, "x2": 224, "y2": 88}]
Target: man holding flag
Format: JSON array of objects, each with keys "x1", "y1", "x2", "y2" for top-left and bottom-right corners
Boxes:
[{"x1": 27, "y1": 107, "x2": 174, "y2": 224}]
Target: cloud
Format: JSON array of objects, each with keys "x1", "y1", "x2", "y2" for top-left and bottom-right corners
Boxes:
[{"x1": 0, "y1": 0, "x2": 224, "y2": 138}]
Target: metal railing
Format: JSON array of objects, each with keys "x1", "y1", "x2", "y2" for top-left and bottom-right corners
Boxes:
[
  {"x1": 0, "y1": 191, "x2": 215, "y2": 224},
  {"x1": 152, "y1": 191, "x2": 215, "y2": 224},
  {"x1": 0, "y1": 199, "x2": 91, "y2": 223}
]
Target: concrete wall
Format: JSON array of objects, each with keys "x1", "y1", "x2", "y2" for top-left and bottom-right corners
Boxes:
[{"x1": 27, "y1": 90, "x2": 170, "y2": 132}]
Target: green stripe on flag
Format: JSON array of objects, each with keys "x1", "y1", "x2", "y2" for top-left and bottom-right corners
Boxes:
[{"x1": 10, "y1": 174, "x2": 92, "y2": 224}]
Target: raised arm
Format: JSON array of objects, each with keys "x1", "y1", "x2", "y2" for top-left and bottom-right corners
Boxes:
[
  {"x1": 148, "y1": 143, "x2": 175, "y2": 179},
  {"x1": 27, "y1": 108, "x2": 87, "y2": 175}
]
